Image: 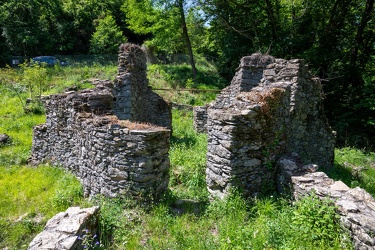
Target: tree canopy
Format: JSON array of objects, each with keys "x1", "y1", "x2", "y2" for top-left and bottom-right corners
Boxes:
[
  {"x1": 90, "y1": 14, "x2": 127, "y2": 54},
  {"x1": 0, "y1": 0, "x2": 374, "y2": 147}
]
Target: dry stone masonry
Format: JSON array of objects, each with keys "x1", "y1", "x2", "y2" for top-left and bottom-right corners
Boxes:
[
  {"x1": 114, "y1": 43, "x2": 172, "y2": 129},
  {"x1": 278, "y1": 154, "x2": 375, "y2": 250},
  {"x1": 30, "y1": 43, "x2": 171, "y2": 200},
  {"x1": 205, "y1": 53, "x2": 336, "y2": 198},
  {"x1": 193, "y1": 106, "x2": 208, "y2": 133}
]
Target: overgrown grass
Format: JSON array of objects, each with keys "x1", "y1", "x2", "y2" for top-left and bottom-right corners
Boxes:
[
  {"x1": 44, "y1": 63, "x2": 116, "y2": 95},
  {"x1": 0, "y1": 86, "x2": 45, "y2": 165},
  {"x1": 0, "y1": 84, "x2": 86, "y2": 248},
  {"x1": 169, "y1": 109, "x2": 208, "y2": 199},
  {"x1": 0, "y1": 165, "x2": 84, "y2": 248},
  {"x1": 96, "y1": 188, "x2": 352, "y2": 249},
  {"x1": 1, "y1": 59, "x2": 374, "y2": 249}
]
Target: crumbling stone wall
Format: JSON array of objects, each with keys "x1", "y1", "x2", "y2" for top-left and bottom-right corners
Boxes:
[
  {"x1": 278, "y1": 154, "x2": 375, "y2": 250},
  {"x1": 114, "y1": 43, "x2": 171, "y2": 129},
  {"x1": 206, "y1": 53, "x2": 335, "y2": 198},
  {"x1": 30, "y1": 44, "x2": 171, "y2": 199},
  {"x1": 193, "y1": 106, "x2": 208, "y2": 133}
]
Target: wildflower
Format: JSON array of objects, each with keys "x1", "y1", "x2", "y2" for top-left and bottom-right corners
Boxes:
[{"x1": 95, "y1": 241, "x2": 100, "y2": 245}]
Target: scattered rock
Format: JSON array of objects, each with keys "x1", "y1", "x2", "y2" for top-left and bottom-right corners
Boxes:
[
  {"x1": 28, "y1": 206, "x2": 99, "y2": 250},
  {"x1": 0, "y1": 133, "x2": 10, "y2": 145}
]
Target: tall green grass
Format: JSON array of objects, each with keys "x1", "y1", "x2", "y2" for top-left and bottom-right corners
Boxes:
[
  {"x1": 95, "y1": 109, "x2": 353, "y2": 249},
  {"x1": 97, "y1": 187, "x2": 352, "y2": 249},
  {"x1": 0, "y1": 165, "x2": 84, "y2": 249},
  {"x1": 169, "y1": 109, "x2": 208, "y2": 199}
]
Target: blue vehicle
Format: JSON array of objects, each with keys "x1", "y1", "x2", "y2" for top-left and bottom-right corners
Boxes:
[{"x1": 32, "y1": 56, "x2": 69, "y2": 66}]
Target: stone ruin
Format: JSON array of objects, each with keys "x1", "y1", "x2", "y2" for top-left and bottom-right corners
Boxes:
[
  {"x1": 29, "y1": 48, "x2": 375, "y2": 249},
  {"x1": 114, "y1": 43, "x2": 171, "y2": 128},
  {"x1": 197, "y1": 53, "x2": 336, "y2": 198},
  {"x1": 193, "y1": 53, "x2": 375, "y2": 248},
  {"x1": 30, "y1": 43, "x2": 171, "y2": 200}
]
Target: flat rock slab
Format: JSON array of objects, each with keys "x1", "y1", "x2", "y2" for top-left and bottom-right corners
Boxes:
[{"x1": 28, "y1": 206, "x2": 99, "y2": 250}]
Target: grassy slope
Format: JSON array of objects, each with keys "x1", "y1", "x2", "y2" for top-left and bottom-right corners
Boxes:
[{"x1": 0, "y1": 59, "x2": 374, "y2": 249}]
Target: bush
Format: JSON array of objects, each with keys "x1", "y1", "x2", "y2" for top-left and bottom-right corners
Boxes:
[{"x1": 291, "y1": 193, "x2": 349, "y2": 248}]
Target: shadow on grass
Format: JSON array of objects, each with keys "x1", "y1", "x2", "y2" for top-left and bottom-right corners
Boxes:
[
  {"x1": 170, "y1": 135, "x2": 197, "y2": 148},
  {"x1": 323, "y1": 163, "x2": 375, "y2": 197},
  {"x1": 155, "y1": 64, "x2": 227, "y2": 90},
  {"x1": 169, "y1": 198, "x2": 209, "y2": 217},
  {"x1": 323, "y1": 163, "x2": 354, "y2": 188}
]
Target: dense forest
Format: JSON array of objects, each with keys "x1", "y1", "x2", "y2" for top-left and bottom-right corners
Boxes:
[{"x1": 0, "y1": 0, "x2": 374, "y2": 148}]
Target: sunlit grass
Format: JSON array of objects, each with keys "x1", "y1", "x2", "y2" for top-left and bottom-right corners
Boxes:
[
  {"x1": 97, "y1": 190, "x2": 352, "y2": 249},
  {"x1": 0, "y1": 165, "x2": 82, "y2": 219},
  {"x1": 169, "y1": 109, "x2": 208, "y2": 199}
]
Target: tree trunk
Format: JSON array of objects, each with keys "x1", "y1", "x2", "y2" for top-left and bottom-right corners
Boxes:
[
  {"x1": 264, "y1": 0, "x2": 278, "y2": 41},
  {"x1": 177, "y1": 0, "x2": 197, "y2": 80},
  {"x1": 349, "y1": 0, "x2": 374, "y2": 80}
]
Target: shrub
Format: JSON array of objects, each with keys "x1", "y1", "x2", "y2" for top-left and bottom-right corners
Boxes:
[{"x1": 291, "y1": 193, "x2": 348, "y2": 248}]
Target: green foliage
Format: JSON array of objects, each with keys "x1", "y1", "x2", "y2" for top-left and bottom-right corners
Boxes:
[
  {"x1": 78, "y1": 228, "x2": 101, "y2": 249},
  {"x1": 123, "y1": 0, "x2": 185, "y2": 54},
  {"x1": 51, "y1": 173, "x2": 83, "y2": 211},
  {"x1": 0, "y1": 0, "x2": 131, "y2": 55},
  {"x1": 291, "y1": 193, "x2": 345, "y2": 248},
  {"x1": 0, "y1": 216, "x2": 43, "y2": 250},
  {"x1": 90, "y1": 14, "x2": 127, "y2": 55},
  {"x1": 0, "y1": 0, "x2": 372, "y2": 146},
  {"x1": 0, "y1": 0, "x2": 57, "y2": 55},
  {"x1": 93, "y1": 196, "x2": 143, "y2": 248},
  {"x1": 0, "y1": 66, "x2": 26, "y2": 110},
  {"x1": 147, "y1": 58, "x2": 226, "y2": 106},
  {"x1": 0, "y1": 101, "x2": 45, "y2": 165},
  {"x1": 0, "y1": 57, "x2": 371, "y2": 250},
  {"x1": 20, "y1": 63, "x2": 48, "y2": 105},
  {"x1": 0, "y1": 166, "x2": 83, "y2": 218},
  {"x1": 0, "y1": 63, "x2": 49, "y2": 113}
]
